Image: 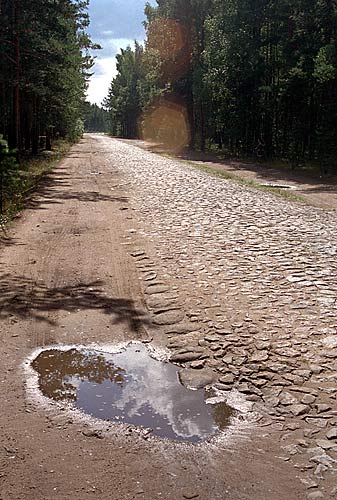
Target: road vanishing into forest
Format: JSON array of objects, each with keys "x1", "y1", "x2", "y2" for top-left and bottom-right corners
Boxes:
[{"x1": 1, "y1": 134, "x2": 337, "y2": 500}]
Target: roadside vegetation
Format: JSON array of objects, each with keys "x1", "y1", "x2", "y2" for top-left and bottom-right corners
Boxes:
[
  {"x1": 0, "y1": 138, "x2": 72, "y2": 228},
  {"x1": 0, "y1": 0, "x2": 98, "y2": 154},
  {"x1": 0, "y1": 1, "x2": 101, "y2": 227},
  {"x1": 104, "y1": 0, "x2": 337, "y2": 177}
]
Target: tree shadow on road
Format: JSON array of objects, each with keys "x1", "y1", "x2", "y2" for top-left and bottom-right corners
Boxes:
[
  {"x1": 0, "y1": 274, "x2": 149, "y2": 332},
  {"x1": 25, "y1": 168, "x2": 128, "y2": 210},
  {"x1": 0, "y1": 234, "x2": 21, "y2": 247}
]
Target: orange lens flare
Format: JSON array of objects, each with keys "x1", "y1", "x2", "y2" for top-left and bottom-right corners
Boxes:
[{"x1": 140, "y1": 98, "x2": 190, "y2": 152}]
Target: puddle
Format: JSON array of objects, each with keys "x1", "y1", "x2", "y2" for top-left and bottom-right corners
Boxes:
[
  {"x1": 30, "y1": 343, "x2": 233, "y2": 443},
  {"x1": 261, "y1": 183, "x2": 297, "y2": 190}
]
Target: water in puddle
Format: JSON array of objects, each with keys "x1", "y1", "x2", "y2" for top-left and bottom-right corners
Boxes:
[
  {"x1": 262, "y1": 183, "x2": 297, "y2": 190},
  {"x1": 31, "y1": 343, "x2": 233, "y2": 443}
]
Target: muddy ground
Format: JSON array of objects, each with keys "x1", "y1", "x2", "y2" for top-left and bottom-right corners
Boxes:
[{"x1": 0, "y1": 134, "x2": 336, "y2": 500}]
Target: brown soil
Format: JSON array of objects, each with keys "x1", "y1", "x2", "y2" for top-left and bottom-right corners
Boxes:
[{"x1": 0, "y1": 135, "x2": 306, "y2": 499}]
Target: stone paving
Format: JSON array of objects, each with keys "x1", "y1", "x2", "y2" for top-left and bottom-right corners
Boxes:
[{"x1": 104, "y1": 137, "x2": 337, "y2": 498}]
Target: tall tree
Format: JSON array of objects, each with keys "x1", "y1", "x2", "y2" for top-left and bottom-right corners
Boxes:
[
  {"x1": 105, "y1": 0, "x2": 337, "y2": 173},
  {"x1": 0, "y1": 0, "x2": 96, "y2": 153},
  {"x1": 104, "y1": 43, "x2": 144, "y2": 138}
]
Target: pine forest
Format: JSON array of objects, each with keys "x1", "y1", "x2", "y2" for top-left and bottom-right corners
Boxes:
[{"x1": 105, "y1": 0, "x2": 337, "y2": 173}]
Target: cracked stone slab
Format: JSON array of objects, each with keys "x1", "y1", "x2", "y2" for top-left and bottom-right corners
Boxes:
[
  {"x1": 145, "y1": 284, "x2": 170, "y2": 295},
  {"x1": 326, "y1": 428, "x2": 337, "y2": 440},
  {"x1": 162, "y1": 323, "x2": 199, "y2": 335},
  {"x1": 288, "y1": 404, "x2": 309, "y2": 416},
  {"x1": 151, "y1": 309, "x2": 184, "y2": 325},
  {"x1": 170, "y1": 351, "x2": 205, "y2": 363},
  {"x1": 146, "y1": 294, "x2": 178, "y2": 310}
]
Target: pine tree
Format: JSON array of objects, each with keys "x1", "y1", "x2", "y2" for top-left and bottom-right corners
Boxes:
[
  {"x1": 105, "y1": 0, "x2": 337, "y2": 173},
  {"x1": 0, "y1": 0, "x2": 96, "y2": 153}
]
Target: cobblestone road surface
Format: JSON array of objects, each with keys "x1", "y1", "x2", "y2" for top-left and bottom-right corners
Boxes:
[{"x1": 100, "y1": 136, "x2": 337, "y2": 498}]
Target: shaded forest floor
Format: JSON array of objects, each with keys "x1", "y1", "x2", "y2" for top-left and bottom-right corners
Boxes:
[
  {"x1": 1, "y1": 140, "x2": 72, "y2": 228},
  {"x1": 123, "y1": 139, "x2": 337, "y2": 211}
]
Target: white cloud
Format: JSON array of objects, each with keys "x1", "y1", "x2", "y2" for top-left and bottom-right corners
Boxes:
[
  {"x1": 107, "y1": 38, "x2": 137, "y2": 52},
  {"x1": 109, "y1": 345, "x2": 216, "y2": 440},
  {"x1": 86, "y1": 39, "x2": 136, "y2": 105},
  {"x1": 86, "y1": 57, "x2": 117, "y2": 105}
]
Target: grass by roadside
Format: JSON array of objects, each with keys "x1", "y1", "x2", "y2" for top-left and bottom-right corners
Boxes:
[
  {"x1": 161, "y1": 154, "x2": 307, "y2": 204},
  {"x1": 0, "y1": 140, "x2": 72, "y2": 229}
]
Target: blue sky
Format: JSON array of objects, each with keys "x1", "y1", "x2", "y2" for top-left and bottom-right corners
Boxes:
[{"x1": 86, "y1": 0, "x2": 156, "y2": 105}]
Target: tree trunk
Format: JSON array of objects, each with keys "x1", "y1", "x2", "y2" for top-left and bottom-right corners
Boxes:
[
  {"x1": 46, "y1": 127, "x2": 52, "y2": 151},
  {"x1": 200, "y1": 101, "x2": 206, "y2": 152},
  {"x1": 31, "y1": 97, "x2": 39, "y2": 155},
  {"x1": 13, "y1": 0, "x2": 20, "y2": 152}
]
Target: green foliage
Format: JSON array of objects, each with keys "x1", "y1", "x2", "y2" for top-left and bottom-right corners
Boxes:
[
  {"x1": 0, "y1": 138, "x2": 71, "y2": 225},
  {"x1": 82, "y1": 102, "x2": 109, "y2": 132},
  {"x1": 105, "y1": 0, "x2": 337, "y2": 173},
  {"x1": 0, "y1": 0, "x2": 96, "y2": 153},
  {"x1": 104, "y1": 43, "x2": 149, "y2": 138},
  {"x1": 0, "y1": 0, "x2": 96, "y2": 224},
  {"x1": 0, "y1": 135, "x2": 21, "y2": 215},
  {"x1": 201, "y1": 0, "x2": 337, "y2": 167},
  {"x1": 0, "y1": 135, "x2": 8, "y2": 153},
  {"x1": 314, "y1": 45, "x2": 336, "y2": 83},
  {"x1": 68, "y1": 118, "x2": 85, "y2": 142}
]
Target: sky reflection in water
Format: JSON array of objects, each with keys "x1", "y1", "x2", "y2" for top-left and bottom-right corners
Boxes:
[{"x1": 32, "y1": 344, "x2": 232, "y2": 443}]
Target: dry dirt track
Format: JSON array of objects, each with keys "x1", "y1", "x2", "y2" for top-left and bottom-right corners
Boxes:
[{"x1": 0, "y1": 134, "x2": 336, "y2": 500}]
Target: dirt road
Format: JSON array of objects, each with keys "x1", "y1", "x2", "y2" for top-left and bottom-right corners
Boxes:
[{"x1": 1, "y1": 134, "x2": 336, "y2": 499}]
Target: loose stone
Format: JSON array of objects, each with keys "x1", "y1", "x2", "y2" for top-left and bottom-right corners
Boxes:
[
  {"x1": 326, "y1": 427, "x2": 337, "y2": 440},
  {"x1": 289, "y1": 404, "x2": 309, "y2": 416},
  {"x1": 314, "y1": 464, "x2": 328, "y2": 476},
  {"x1": 82, "y1": 430, "x2": 104, "y2": 439},
  {"x1": 279, "y1": 392, "x2": 299, "y2": 406},
  {"x1": 306, "y1": 418, "x2": 328, "y2": 428},
  {"x1": 316, "y1": 439, "x2": 335, "y2": 450},
  {"x1": 301, "y1": 394, "x2": 316, "y2": 405},
  {"x1": 321, "y1": 336, "x2": 337, "y2": 348},
  {"x1": 190, "y1": 360, "x2": 206, "y2": 369},
  {"x1": 284, "y1": 422, "x2": 301, "y2": 431},
  {"x1": 131, "y1": 250, "x2": 145, "y2": 257},
  {"x1": 171, "y1": 352, "x2": 204, "y2": 363},
  {"x1": 300, "y1": 478, "x2": 318, "y2": 489},
  {"x1": 251, "y1": 351, "x2": 269, "y2": 362},
  {"x1": 310, "y1": 365, "x2": 323, "y2": 374},
  {"x1": 214, "y1": 382, "x2": 232, "y2": 392},
  {"x1": 145, "y1": 285, "x2": 170, "y2": 295},
  {"x1": 304, "y1": 429, "x2": 320, "y2": 438},
  {"x1": 152, "y1": 309, "x2": 184, "y2": 325},
  {"x1": 316, "y1": 404, "x2": 332, "y2": 414},
  {"x1": 183, "y1": 493, "x2": 199, "y2": 499},
  {"x1": 294, "y1": 369, "x2": 311, "y2": 380},
  {"x1": 178, "y1": 368, "x2": 217, "y2": 390},
  {"x1": 237, "y1": 383, "x2": 255, "y2": 394},
  {"x1": 307, "y1": 491, "x2": 324, "y2": 500},
  {"x1": 310, "y1": 454, "x2": 335, "y2": 467},
  {"x1": 163, "y1": 323, "x2": 197, "y2": 335},
  {"x1": 290, "y1": 386, "x2": 318, "y2": 395},
  {"x1": 146, "y1": 295, "x2": 178, "y2": 309},
  {"x1": 219, "y1": 374, "x2": 235, "y2": 385}
]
